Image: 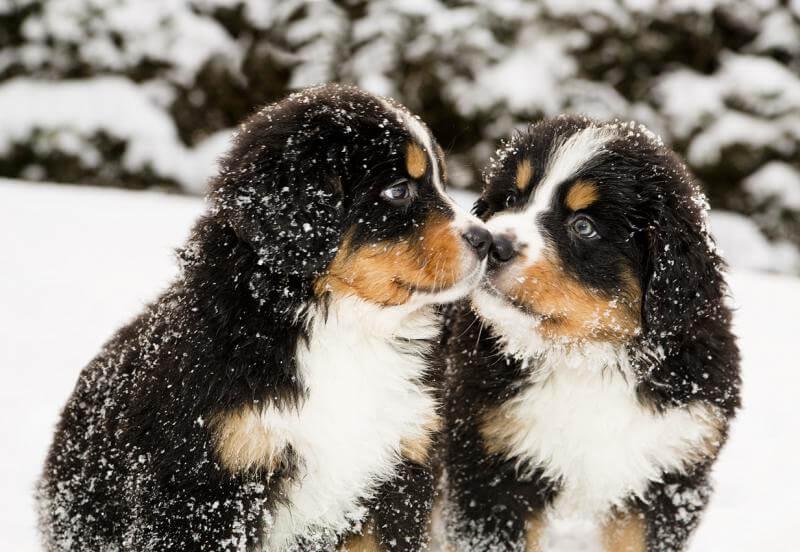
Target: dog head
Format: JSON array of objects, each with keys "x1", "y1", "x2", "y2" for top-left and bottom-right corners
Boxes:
[
  {"x1": 208, "y1": 84, "x2": 488, "y2": 317},
  {"x1": 472, "y1": 116, "x2": 730, "y2": 358}
]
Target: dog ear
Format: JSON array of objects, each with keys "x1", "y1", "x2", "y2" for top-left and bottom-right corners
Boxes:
[
  {"x1": 636, "y1": 180, "x2": 738, "y2": 409},
  {"x1": 206, "y1": 103, "x2": 348, "y2": 315},
  {"x1": 640, "y1": 200, "x2": 722, "y2": 341}
]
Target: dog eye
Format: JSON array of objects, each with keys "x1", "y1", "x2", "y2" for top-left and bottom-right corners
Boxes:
[
  {"x1": 571, "y1": 216, "x2": 598, "y2": 239},
  {"x1": 504, "y1": 194, "x2": 516, "y2": 209},
  {"x1": 381, "y1": 180, "x2": 416, "y2": 206}
]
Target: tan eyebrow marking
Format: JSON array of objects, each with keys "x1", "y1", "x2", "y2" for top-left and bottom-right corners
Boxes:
[
  {"x1": 566, "y1": 180, "x2": 599, "y2": 211},
  {"x1": 406, "y1": 142, "x2": 427, "y2": 179},
  {"x1": 515, "y1": 159, "x2": 532, "y2": 190}
]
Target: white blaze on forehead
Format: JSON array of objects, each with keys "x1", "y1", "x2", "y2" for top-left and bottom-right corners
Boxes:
[
  {"x1": 527, "y1": 125, "x2": 617, "y2": 217},
  {"x1": 484, "y1": 125, "x2": 618, "y2": 261}
]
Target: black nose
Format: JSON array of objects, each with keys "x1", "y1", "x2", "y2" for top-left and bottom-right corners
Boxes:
[
  {"x1": 461, "y1": 225, "x2": 491, "y2": 259},
  {"x1": 490, "y1": 234, "x2": 517, "y2": 264}
]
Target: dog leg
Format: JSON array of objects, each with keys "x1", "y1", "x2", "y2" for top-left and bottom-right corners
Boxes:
[{"x1": 636, "y1": 462, "x2": 714, "y2": 552}]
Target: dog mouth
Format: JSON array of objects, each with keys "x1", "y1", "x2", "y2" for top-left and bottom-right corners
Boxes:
[
  {"x1": 476, "y1": 278, "x2": 560, "y2": 324},
  {"x1": 397, "y1": 258, "x2": 487, "y2": 297}
]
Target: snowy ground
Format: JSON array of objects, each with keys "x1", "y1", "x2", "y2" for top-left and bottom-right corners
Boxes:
[{"x1": 2, "y1": 179, "x2": 799, "y2": 551}]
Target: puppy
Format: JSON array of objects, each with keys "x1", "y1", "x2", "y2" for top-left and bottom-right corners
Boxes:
[
  {"x1": 440, "y1": 116, "x2": 740, "y2": 551},
  {"x1": 36, "y1": 84, "x2": 490, "y2": 552}
]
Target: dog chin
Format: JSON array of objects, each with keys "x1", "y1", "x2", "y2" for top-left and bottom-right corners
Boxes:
[
  {"x1": 410, "y1": 257, "x2": 488, "y2": 307},
  {"x1": 470, "y1": 286, "x2": 549, "y2": 358}
]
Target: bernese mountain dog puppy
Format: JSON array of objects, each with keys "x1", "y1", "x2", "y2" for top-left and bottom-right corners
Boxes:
[
  {"x1": 36, "y1": 84, "x2": 491, "y2": 552},
  {"x1": 440, "y1": 116, "x2": 741, "y2": 552}
]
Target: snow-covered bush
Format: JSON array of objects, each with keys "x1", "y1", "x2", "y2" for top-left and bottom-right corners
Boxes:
[{"x1": 1, "y1": 0, "x2": 799, "y2": 268}]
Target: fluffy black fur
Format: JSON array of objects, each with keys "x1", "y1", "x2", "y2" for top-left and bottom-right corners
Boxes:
[
  {"x1": 36, "y1": 84, "x2": 454, "y2": 552},
  {"x1": 441, "y1": 116, "x2": 741, "y2": 551}
]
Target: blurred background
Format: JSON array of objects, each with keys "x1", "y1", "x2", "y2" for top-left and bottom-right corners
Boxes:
[
  {"x1": 1, "y1": 0, "x2": 800, "y2": 273},
  {"x1": 3, "y1": 2, "x2": 800, "y2": 550}
]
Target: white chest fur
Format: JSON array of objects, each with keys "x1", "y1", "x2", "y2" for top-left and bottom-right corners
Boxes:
[
  {"x1": 264, "y1": 298, "x2": 439, "y2": 549},
  {"x1": 493, "y1": 347, "x2": 721, "y2": 519}
]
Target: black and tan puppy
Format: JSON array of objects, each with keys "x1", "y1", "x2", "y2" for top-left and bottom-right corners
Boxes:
[
  {"x1": 440, "y1": 116, "x2": 740, "y2": 551},
  {"x1": 36, "y1": 84, "x2": 491, "y2": 551}
]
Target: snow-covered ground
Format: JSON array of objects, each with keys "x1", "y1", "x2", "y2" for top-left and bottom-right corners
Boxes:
[{"x1": 1, "y1": 179, "x2": 799, "y2": 551}]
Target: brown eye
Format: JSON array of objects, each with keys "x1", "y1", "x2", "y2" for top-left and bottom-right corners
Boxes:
[
  {"x1": 572, "y1": 216, "x2": 598, "y2": 239},
  {"x1": 381, "y1": 179, "x2": 416, "y2": 206},
  {"x1": 504, "y1": 194, "x2": 516, "y2": 209}
]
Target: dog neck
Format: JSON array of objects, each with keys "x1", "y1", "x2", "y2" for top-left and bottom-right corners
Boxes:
[
  {"x1": 304, "y1": 294, "x2": 442, "y2": 344},
  {"x1": 518, "y1": 340, "x2": 632, "y2": 386},
  {"x1": 265, "y1": 294, "x2": 441, "y2": 546}
]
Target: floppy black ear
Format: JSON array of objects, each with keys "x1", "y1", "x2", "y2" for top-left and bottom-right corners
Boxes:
[
  {"x1": 641, "y1": 203, "x2": 724, "y2": 344},
  {"x1": 206, "y1": 105, "x2": 348, "y2": 317},
  {"x1": 635, "y1": 184, "x2": 739, "y2": 412}
]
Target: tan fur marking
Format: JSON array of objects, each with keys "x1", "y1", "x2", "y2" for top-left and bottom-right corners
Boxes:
[
  {"x1": 479, "y1": 404, "x2": 526, "y2": 457},
  {"x1": 686, "y1": 403, "x2": 727, "y2": 462},
  {"x1": 406, "y1": 142, "x2": 428, "y2": 179},
  {"x1": 315, "y1": 215, "x2": 462, "y2": 306},
  {"x1": 566, "y1": 180, "x2": 599, "y2": 211},
  {"x1": 601, "y1": 512, "x2": 647, "y2": 552},
  {"x1": 211, "y1": 406, "x2": 283, "y2": 473},
  {"x1": 400, "y1": 414, "x2": 443, "y2": 465},
  {"x1": 516, "y1": 159, "x2": 533, "y2": 191},
  {"x1": 525, "y1": 514, "x2": 546, "y2": 551},
  {"x1": 506, "y1": 252, "x2": 641, "y2": 341},
  {"x1": 339, "y1": 522, "x2": 381, "y2": 552}
]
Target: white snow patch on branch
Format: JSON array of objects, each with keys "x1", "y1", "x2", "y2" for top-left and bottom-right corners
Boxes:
[
  {"x1": 743, "y1": 161, "x2": 800, "y2": 211},
  {"x1": 687, "y1": 112, "x2": 794, "y2": 166},
  {"x1": 0, "y1": 77, "x2": 232, "y2": 193},
  {"x1": 710, "y1": 210, "x2": 800, "y2": 273}
]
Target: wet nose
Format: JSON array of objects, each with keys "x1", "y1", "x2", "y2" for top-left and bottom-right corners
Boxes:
[
  {"x1": 490, "y1": 234, "x2": 517, "y2": 264},
  {"x1": 461, "y1": 225, "x2": 491, "y2": 259}
]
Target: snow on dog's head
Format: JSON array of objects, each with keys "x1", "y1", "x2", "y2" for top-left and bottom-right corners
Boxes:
[
  {"x1": 472, "y1": 115, "x2": 729, "y2": 359},
  {"x1": 207, "y1": 84, "x2": 488, "y2": 315}
]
